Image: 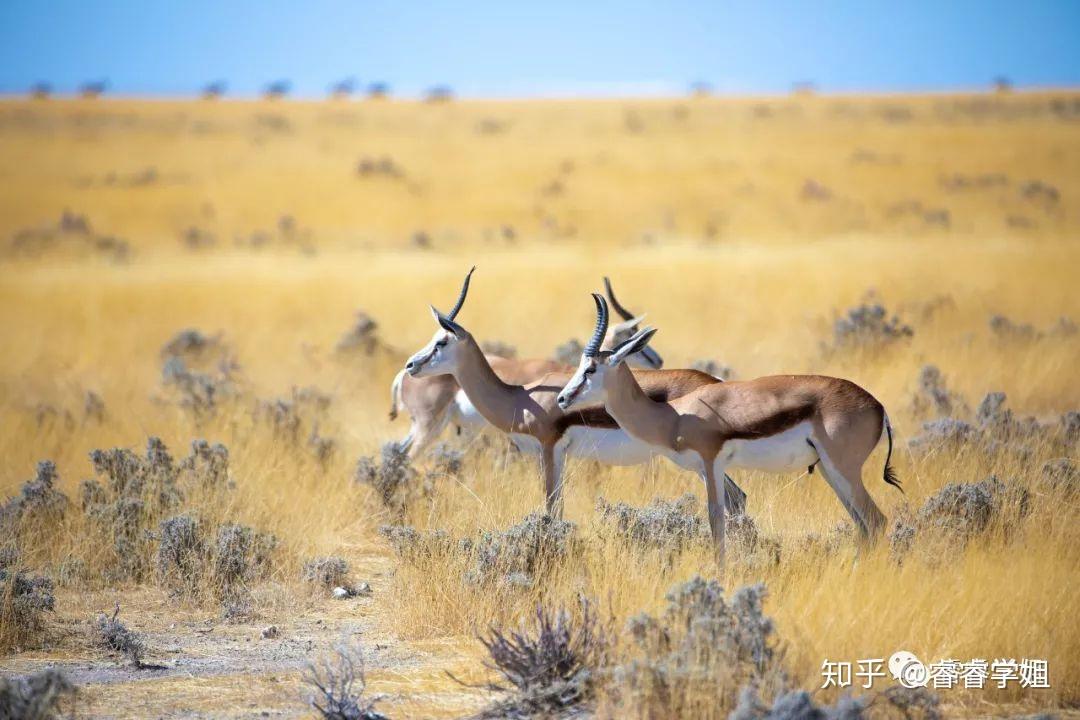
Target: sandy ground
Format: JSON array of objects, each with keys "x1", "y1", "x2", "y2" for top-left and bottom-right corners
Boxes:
[{"x1": 1, "y1": 551, "x2": 490, "y2": 719}]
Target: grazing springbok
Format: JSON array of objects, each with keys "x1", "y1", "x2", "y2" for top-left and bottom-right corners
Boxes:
[
  {"x1": 557, "y1": 295, "x2": 900, "y2": 564},
  {"x1": 403, "y1": 269, "x2": 747, "y2": 516},
  {"x1": 388, "y1": 276, "x2": 662, "y2": 458}
]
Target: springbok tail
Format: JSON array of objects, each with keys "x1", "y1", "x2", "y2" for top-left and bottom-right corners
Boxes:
[
  {"x1": 388, "y1": 368, "x2": 406, "y2": 420},
  {"x1": 882, "y1": 412, "x2": 902, "y2": 493}
]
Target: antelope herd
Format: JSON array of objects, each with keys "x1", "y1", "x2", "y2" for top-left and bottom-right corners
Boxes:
[{"x1": 399, "y1": 269, "x2": 900, "y2": 565}]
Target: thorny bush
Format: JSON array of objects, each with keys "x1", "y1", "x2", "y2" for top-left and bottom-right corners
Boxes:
[
  {"x1": 469, "y1": 598, "x2": 611, "y2": 719},
  {"x1": 304, "y1": 640, "x2": 389, "y2": 720}
]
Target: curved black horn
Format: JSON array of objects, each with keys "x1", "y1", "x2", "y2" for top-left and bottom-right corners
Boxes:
[
  {"x1": 447, "y1": 266, "x2": 476, "y2": 320},
  {"x1": 603, "y1": 276, "x2": 635, "y2": 321},
  {"x1": 585, "y1": 293, "x2": 609, "y2": 357}
]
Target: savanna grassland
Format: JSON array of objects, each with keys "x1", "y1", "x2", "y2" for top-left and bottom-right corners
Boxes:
[{"x1": 0, "y1": 91, "x2": 1078, "y2": 719}]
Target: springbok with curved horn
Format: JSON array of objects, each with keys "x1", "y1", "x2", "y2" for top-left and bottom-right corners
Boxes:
[
  {"x1": 403, "y1": 269, "x2": 747, "y2": 517},
  {"x1": 557, "y1": 295, "x2": 899, "y2": 565},
  {"x1": 389, "y1": 275, "x2": 666, "y2": 457}
]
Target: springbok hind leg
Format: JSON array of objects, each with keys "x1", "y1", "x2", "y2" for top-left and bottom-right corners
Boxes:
[
  {"x1": 834, "y1": 456, "x2": 887, "y2": 538},
  {"x1": 813, "y1": 442, "x2": 886, "y2": 540},
  {"x1": 402, "y1": 405, "x2": 454, "y2": 460},
  {"x1": 722, "y1": 474, "x2": 747, "y2": 516}
]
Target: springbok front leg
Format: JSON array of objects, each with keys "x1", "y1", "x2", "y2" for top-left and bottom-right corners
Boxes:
[
  {"x1": 540, "y1": 442, "x2": 567, "y2": 519},
  {"x1": 704, "y1": 454, "x2": 728, "y2": 567}
]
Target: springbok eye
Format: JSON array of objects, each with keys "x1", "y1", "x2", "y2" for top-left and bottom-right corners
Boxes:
[
  {"x1": 436, "y1": 339, "x2": 448, "y2": 348},
  {"x1": 584, "y1": 366, "x2": 595, "y2": 375}
]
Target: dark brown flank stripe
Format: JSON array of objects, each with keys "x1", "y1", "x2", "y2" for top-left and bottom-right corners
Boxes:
[{"x1": 711, "y1": 403, "x2": 816, "y2": 441}]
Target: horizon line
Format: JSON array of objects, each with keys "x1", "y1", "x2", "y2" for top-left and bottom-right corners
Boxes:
[{"x1": 3, "y1": 84, "x2": 1080, "y2": 104}]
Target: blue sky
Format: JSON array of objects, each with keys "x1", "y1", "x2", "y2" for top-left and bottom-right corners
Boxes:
[{"x1": 1, "y1": 1, "x2": 1078, "y2": 98}]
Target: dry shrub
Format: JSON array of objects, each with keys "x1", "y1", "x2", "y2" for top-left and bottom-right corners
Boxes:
[
  {"x1": 604, "y1": 578, "x2": 783, "y2": 718},
  {"x1": 0, "y1": 461, "x2": 69, "y2": 537},
  {"x1": 730, "y1": 685, "x2": 866, "y2": 720},
  {"x1": 466, "y1": 512, "x2": 578, "y2": 588},
  {"x1": 82, "y1": 437, "x2": 223, "y2": 582},
  {"x1": 161, "y1": 355, "x2": 240, "y2": 413},
  {"x1": 595, "y1": 494, "x2": 707, "y2": 554},
  {"x1": 211, "y1": 522, "x2": 277, "y2": 603},
  {"x1": 256, "y1": 387, "x2": 332, "y2": 438},
  {"x1": 793, "y1": 522, "x2": 857, "y2": 559},
  {"x1": 356, "y1": 443, "x2": 435, "y2": 518},
  {"x1": 973, "y1": 392, "x2": 1076, "y2": 451},
  {"x1": 480, "y1": 339, "x2": 518, "y2": 359},
  {"x1": 907, "y1": 418, "x2": 977, "y2": 452},
  {"x1": 596, "y1": 495, "x2": 778, "y2": 567},
  {"x1": 877, "y1": 686, "x2": 942, "y2": 720},
  {"x1": 0, "y1": 669, "x2": 76, "y2": 720},
  {"x1": 303, "y1": 557, "x2": 350, "y2": 588},
  {"x1": 336, "y1": 311, "x2": 381, "y2": 355},
  {"x1": 156, "y1": 514, "x2": 206, "y2": 597},
  {"x1": 910, "y1": 365, "x2": 967, "y2": 418},
  {"x1": 383, "y1": 512, "x2": 577, "y2": 589},
  {"x1": 6, "y1": 209, "x2": 129, "y2": 261},
  {"x1": 1041, "y1": 458, "x2": 1077, "y2": 496},
  {"x1": 158, "y1": 329, "x2": 244, "y2": 415},
  {"x1": 304, "y1": 640, "x2": 388, "y2": 720},
  {"x1": 908, "y1": 391, "x2": 1076, "y2": 458},
  {"x1": 93, "y1": 603, "x2": 147, "y2": 667},
  {"x1": 732, "y1": 684, "x2": 941, "y2": 720},
  {"x1": 889, "y1": 476, "x2": 1030, "y2": 558},
  {"x1": 827, "y1": 303, "x2": 913, "y2": 354},
  {"x1": 379, "y1": 525, "x2": 456, "y2": 564},
  {"x1": 160, "y1": 328, "x2": 224, "y2": 360},
  {"x1": 0, "y1": 563, "x2": 55, "y2": 651},
  {"x1": 254, "y1": 387, "x2": 338, "y2": 465},
  {"x1": 470, "y1": 599, "x2": 610, "y2": 719},
  {"x1": 1062, "y1": 411, "x2": 1080, "y2": 445},
  {"x1": 155, "y1": 514, "x2": 276, "y2": 609},
  {"x1": 989, "y1": 313, "x2": 1076, "y2": 342},
  {"x1": 428, "y1": 443, "x2": 465, "y2": 477},
  {"x1": 552, "y1": 339, "x2": 584, "y2": 365}
]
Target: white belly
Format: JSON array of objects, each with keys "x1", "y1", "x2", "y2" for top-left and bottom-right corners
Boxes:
[
  {"x1": 452, "y1": 390, "x2": 487, "y2": 431},
  {"x1": 723, "y1": 421, "x2": 817, "y2": 473},
  {"x1": 661, "y1": 448, "x2": 707, "y2": 474},
  {"x1": 563, "y1": 426, "x2": 656, "y2": 466}
]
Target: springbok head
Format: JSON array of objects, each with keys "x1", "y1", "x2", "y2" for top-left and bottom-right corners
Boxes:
[
  {"x1": 405, "y1": 267, "x2": 476, "y2": 378},
  {"x1": 557, "y1": 294, "x2": 657, "y2": 411},
  {"x1": 603, "y1": 277, "x2": 662, "y2": 369}
]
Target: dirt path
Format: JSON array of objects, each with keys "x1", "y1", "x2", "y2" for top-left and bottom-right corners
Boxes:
[{"x1": 1, "y1": 553, "x2": 490, "y2": 719}]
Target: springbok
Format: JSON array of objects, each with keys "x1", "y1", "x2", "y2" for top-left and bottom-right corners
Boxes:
[
  {"x1": 557, "y1": 294, "x2": 900, "y2": 564},
  {"x1": 403, "y1": 269, "x2": 747, "y2": 516},
  {"x1": 388, "y1": 276, "x2": 663, "y2": 458}
]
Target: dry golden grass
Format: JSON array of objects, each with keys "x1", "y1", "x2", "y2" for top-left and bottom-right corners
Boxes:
[{"x1": 1, "y1": 93, "x2": 1078, "y2": 717}]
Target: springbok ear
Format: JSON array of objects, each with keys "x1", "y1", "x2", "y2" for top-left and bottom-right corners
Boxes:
[
  {"x1": 430, "y1": 305, "x2": 464, "y2": 337},
  {"x1": 611, "y1": 314, "x2": 647, "y2": 334},
  {"x1": 609, "y1": 326, "x2": 658, "y2": 365}
]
